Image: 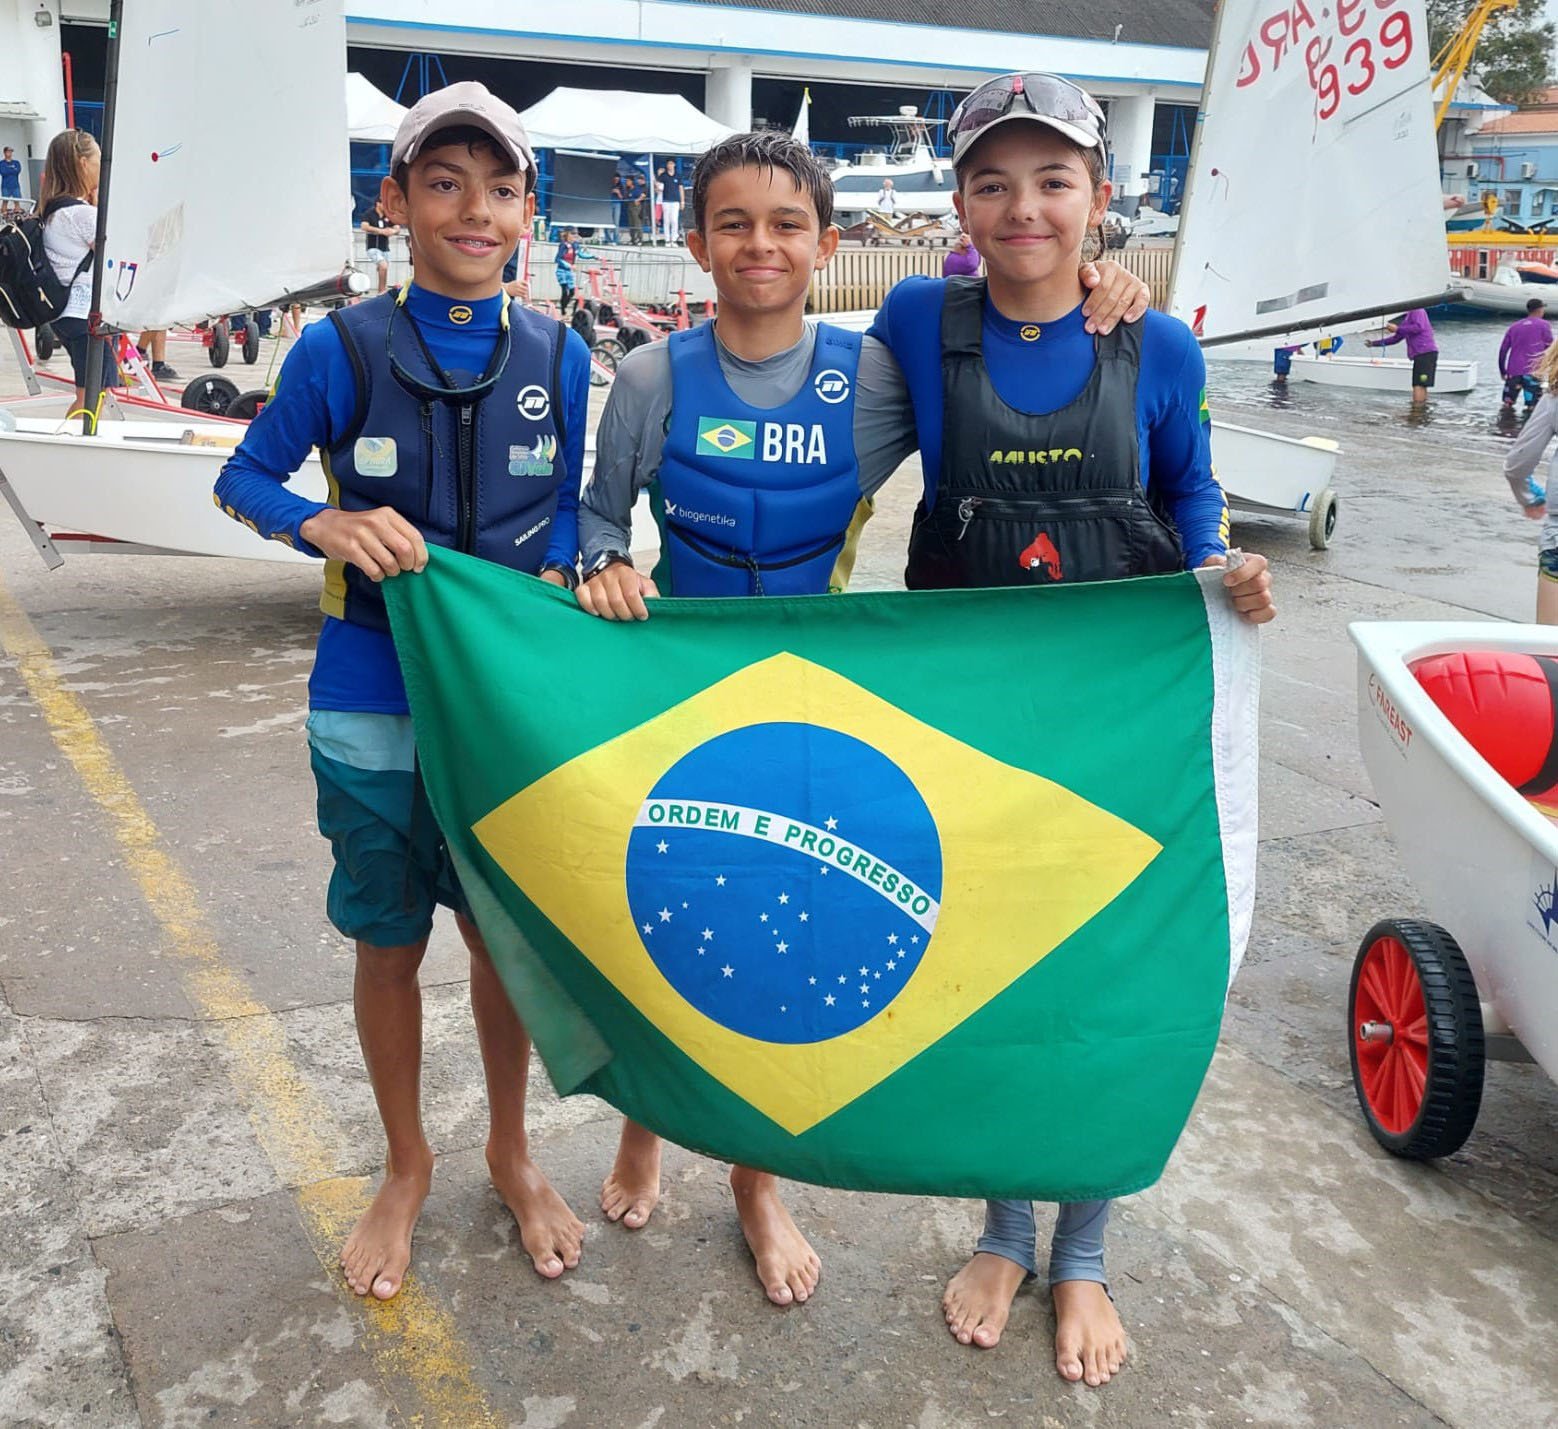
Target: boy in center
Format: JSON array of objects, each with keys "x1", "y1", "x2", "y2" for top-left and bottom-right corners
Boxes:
[{"x1": 575, "y1": 131, "x2": 1150, "y2": 1306}]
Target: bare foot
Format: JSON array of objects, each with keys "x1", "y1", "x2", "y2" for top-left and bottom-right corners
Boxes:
[
  {"x1": 942, "y1": 1251, "x2": 1028, "y2": 1348},
  {"x1": 601, "y1": 1120, "x2": 662, "y2": 1229},
  {"x1": 730, "y1": 1166, "x2": 819, "y2": 1306},
  {"x1": 341, "y1": 1151, "x2": 434, "y2": 1300},
  {"x1": 1053, "y1": 1279, "x2": 1127, "y2": 1387},
  {"x1": 487, "y1": 1144, "x2": 585, "y2": 1279}
]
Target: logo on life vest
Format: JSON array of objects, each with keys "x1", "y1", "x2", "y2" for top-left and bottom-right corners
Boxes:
[
  {"x1": 697, "y1": 419, "x2": 756, "y2": 458},
  {"x1": 353, "y1": 435, "x2": 399, "y2": 477},
  {"x1": 664, "y1": 500, "x2": 737, "y2": 529},
  {"x1": 1018, "y1": 532, "x2": 1063, "y2": 581},
  {"x1": 814, "y1": 369, "x2": 851, "y2": 404},
  {"x1": 517, "y1": 385, "x2": 552, "y2": 421},
  {"x1": 1019, "y1": 325, "x2": 1041, "y2": 342},
  {"x1": 509, "y1": 435, "x2": 557, "y2": 477},
  {"x1": 988, "y1": 448, "x2": 1082, "y2": 466},
  {"x1": 448, "y1": 304, "x2": 473, "y2": 325}
]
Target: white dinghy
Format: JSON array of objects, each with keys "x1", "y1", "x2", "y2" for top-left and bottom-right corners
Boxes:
[
  {"x1": 1171, "y1": 0, "x2": 1461, "y2": 547},
  {"x1": 0, "y1": 0, "x2": 357, "y2": 566},
  {"x1": 1290, "y1": 353, "x2": 1478, "y2": 393}
]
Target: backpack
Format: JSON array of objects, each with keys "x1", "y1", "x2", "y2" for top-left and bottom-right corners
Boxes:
[{"x1": 0, "y1": 196, "x2": 91, "y2": 329}]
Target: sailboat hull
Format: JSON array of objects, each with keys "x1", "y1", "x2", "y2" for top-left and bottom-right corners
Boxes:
[
  {"x1": 1290, "y1": 354, "x2": 1478, "y2": 394},
  {"x1": 1211, "y1": 419, "x2": 1338, "y2": 530},
  {"x1": 0, "y1": 419, "x2": 320, "y2": 563}
]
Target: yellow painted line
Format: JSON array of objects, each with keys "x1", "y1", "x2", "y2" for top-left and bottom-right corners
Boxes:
[{"x1": 0, "y1": 577, "x2": 498, "y2": 1429}]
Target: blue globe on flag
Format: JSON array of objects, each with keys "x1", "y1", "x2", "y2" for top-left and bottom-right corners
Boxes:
[{"x1": 624, "y1": 722, "x2": 943, "y2": 1043}]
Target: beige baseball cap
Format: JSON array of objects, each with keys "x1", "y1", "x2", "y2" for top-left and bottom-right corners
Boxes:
[{"x1": 392, "y1": 81, "x2": 536, "y2": 185}]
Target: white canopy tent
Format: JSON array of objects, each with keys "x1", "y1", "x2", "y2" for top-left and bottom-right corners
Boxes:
[
  {"x1": 346, "y1": 72, "x2": 408, "y2": 143},
  {"x1": 518, "y1": 88, "x2": 734, "y2": 154}
]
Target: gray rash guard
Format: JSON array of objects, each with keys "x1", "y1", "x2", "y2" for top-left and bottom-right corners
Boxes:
[{"x1": 579, "y1": 324, "x2": 917, "y2": 565}]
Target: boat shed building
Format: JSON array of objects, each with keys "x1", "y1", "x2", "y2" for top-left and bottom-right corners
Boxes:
[{"x1": 18, "y1": 0, "x2": 1212, "y2": 206}]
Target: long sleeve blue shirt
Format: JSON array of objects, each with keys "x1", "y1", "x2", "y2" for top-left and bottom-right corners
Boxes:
[
  {"x1": 213, "y1": 285, "x2": 589, "y2": 712},
  {"x1": 867, "y1": 277, "x2": 1228, "y2": 568}
]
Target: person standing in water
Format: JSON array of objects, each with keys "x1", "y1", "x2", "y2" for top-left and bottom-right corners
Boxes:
[
  {"x1": 1366, "y1": 308, "x2": 1438, "y2": 404},
  {"x1": 1499, "y1": 297, "x2": 1552, "y2": 413}
]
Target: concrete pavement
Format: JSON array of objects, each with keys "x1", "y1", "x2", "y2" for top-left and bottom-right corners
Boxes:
[{"x1": 0, "y1": 333, "x2": 1554, "y2": 1427}]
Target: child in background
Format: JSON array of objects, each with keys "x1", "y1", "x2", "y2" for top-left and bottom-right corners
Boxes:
[{"x1": 1502, "y1": 338, "x2": 1558, "y2": 623}]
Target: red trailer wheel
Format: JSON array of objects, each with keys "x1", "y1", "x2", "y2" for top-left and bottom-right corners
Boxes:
[{"x1": 1348, "y1": 919, "x2": 1484, "y2": 1159}]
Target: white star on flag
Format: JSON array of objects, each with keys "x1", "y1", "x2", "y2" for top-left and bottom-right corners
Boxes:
[
  {"x1": 777, "y1": 941, "x2": 788, "y2": 953},
  {"x1": 760, "y1": 912, "x2": 769, "y2": 923},
  {"x1": 641, "y1": 923, "x2": 652, "y2": 934},
  {"x1": 722, "y1": 965, "x2": 734, "y2": 977},
  {"x1": 808, "y1": 975, "x2": 816, "y2": 985},
  {"x1": 702, "y1": 928, "x2": 714, "y2": 941},
  {"x1": 825, "y1": 816, "x2": 838, "y2": 830},
  {"x1": 778, "y1": 892, "x2": 789, "y2": 904},
  {"x1": 824, "y1": 994, "x2": 836, "y2": 1006},
  {"x1": 659, "y1": 908, "x2": 673, "y2": 923},
  {"x1": 799, "y1": 911, "x2": 809, "y2": 922},
  {"x1": 656, "y1": 840, "x2": 668, "y2": 854},
  {"x1": 715, "y1": 875, "x2": 726, "y2": 886},
  {"x1": 887, "y1": 933, "x2": 898, "y2": 945}
]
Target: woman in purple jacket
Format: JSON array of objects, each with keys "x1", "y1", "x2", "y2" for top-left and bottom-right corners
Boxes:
[{"x1": 1366, "y1": 308, "x2": 1438, "y2": 405}]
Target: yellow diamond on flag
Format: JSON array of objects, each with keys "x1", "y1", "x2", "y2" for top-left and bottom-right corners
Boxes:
[{"x1": 473, "y1": 653, "x2": 1160, "y2": 1135}]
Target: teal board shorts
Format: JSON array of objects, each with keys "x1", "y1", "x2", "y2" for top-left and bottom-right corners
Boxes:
[{"x1": 308, "y1": 711, "x2": 470, "y2": 946}]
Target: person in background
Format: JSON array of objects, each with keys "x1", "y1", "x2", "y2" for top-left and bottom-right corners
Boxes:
[
  {"x1": 874, "y1": 176, "x2": 897, "y2": 213},
  {"x1": 626, "y1": 173, "x2": 646, "y2": 245},
  {"x1": 1366, "y1": 308, "x2": 1438, "y2": 405},
  {"x1": 554, "y1": 227, "x2": 580, "y2": 317},
  {"x1": 360, "y1": 198, "x2": 399, "y2": 294},
  {"x1": 135, "y1": 329, "x2": 179, "y2": 382},
  {"x1": 610, "y1": 170, "x2": 625, "y2": 242},
  {"x1": 0, "y1": 146, "x2": 23, "y2": 217},
  {"x1": 1501, "y1": 338, "x2": 1558, "y2": 623},
  {"x1": 659, "y1": 161, "x2": 684, "y2": 245},
  {"x1": 502, "y1": 242, "x2": 529, "y2": 301},
  {"x1": 1499, "y1": 297, "x2": 1553, "y2": 413},
  {"x1": 942, "y1": 231, "x2": 980, "y2": 277},
  {"x1": 37, "y1": 129, "x2": 120, "y2": 412}
]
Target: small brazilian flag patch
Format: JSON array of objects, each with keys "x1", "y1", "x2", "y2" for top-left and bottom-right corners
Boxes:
[
  {"x1": 1198, "y1": 387, "x2": 1211, "y2": 424},
  {"x1": 696, "y1": 418, "x2": 757, "y2": 459}
]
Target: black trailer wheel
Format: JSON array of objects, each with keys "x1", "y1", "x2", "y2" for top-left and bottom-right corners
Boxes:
[
  {"x1": 208, "y1": 321, "x2": 230, "y2": 368},
  {"x1": 241, "y1": 321, "x2": 260, "y2": 364},
  {"x1": 1348, "y1": 918, "x2": 1484, "y2": 1159},
  {"x1": 1309, "y1": 487, "x2": 1338, "y2": 550},
  {"x1": 180, "y1": 374, "x2": 240, "y2": 416},
  {"x1": 35, "y1": 324, "x2": 57, "y2": 361},
  {"x1": 225, "y1": 388, "x2": 270, "y2": 422},
  {"x1": 588, "y1": 340, "x2": 620, "y2": 387}
]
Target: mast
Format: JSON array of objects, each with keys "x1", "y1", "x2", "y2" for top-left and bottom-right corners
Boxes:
[{"x1": 80, "y1": 0, "x2": 124, "y2": 437}]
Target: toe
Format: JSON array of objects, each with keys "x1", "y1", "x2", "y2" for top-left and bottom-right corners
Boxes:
[
  {"x1": 533, "y1": 1253, "x2": 565, "y2": 1279},
  {"x1": 372, "y1": 1272, "x2": 400, "y2": 1300},
  {"x1": 972, "y1": 1322, "x2": 1001, "y2": 1349},
  {"x1": 1057, "y1": 1349, "x2": 1083, "y2": 1382},
  {"x1": 766, "y1": 1279, "x2": 794, "y2": 1306}
]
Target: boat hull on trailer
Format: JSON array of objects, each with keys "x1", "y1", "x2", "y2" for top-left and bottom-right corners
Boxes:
[
  {"x1": 1351, "y1": 620, "x2": 1558, "y2": 1082},
  {"x1": 1212, "y1": 420, "x2": 1339, "y2": 548},
  {"x1": 0, "y1": 419, "x2": 320, "y2": 562},
  {"x1": 1290, "y1": 354, "x2": 1478, "y2": 394}
]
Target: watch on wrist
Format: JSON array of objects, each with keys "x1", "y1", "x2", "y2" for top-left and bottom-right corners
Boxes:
[
  {"x1": 540, "y1": 560, "x2": 580, "y2": 591},
  {"x1": 584, "y1": 549, "x2": 633, "y2": 581}
]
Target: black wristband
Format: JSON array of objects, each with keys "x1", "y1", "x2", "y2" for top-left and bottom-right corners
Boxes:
[{"x1": 540, "y1": 561, "x2": 580, "y2": 591}]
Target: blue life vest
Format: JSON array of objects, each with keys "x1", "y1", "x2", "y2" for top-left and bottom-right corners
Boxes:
[
  {"x1": 319, "y1": 291, "x2": 568, "y2": 632},
  {"x1": 653, "y1": 323, "x2": 864, "y2": 597}
]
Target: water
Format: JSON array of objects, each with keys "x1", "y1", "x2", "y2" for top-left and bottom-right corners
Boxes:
[{"x1": 1204, "y1": 312, "x2": 1538, "y2": 454}]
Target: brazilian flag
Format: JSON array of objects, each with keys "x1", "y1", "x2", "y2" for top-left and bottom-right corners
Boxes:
[{"x1": 385, "y1": 553, "x2": 1259, "y2": 1200}]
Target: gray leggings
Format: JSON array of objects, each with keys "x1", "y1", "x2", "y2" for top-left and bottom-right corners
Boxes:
[{"x1": 976, "y1": 1198, "x2": 1110, "y2": 1286}]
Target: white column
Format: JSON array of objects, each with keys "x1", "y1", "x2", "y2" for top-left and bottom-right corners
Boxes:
[
  {"x1": 2, "y1": 0, "x2": 66, "y2": 164},
  {"x1": 1107, "y1": 93, "x2": 1155, "y2": 199},
  {"x1": 705, "y1": 59, "x2": 753, "y2": 132}
]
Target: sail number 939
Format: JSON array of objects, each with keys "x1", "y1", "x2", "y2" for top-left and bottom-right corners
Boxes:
[{"x1": 1236, "y1": 0, "x2": 1415, "y2": 121}]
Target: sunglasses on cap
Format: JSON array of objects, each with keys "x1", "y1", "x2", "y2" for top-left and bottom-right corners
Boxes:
[{"x1": 949, "y1": 73, "x2": 1108, "y2": 161}]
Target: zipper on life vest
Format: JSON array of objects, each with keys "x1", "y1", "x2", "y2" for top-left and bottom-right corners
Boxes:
[
  {"x1": 457, "y1": 403, "x2": 475, "y2": 553},
  {"x1": 418, "y1": 402, "x2": 434, "y2": 523},
  {"x1": 955, "y1": 491, "x2": 1140, "y2": 540}
]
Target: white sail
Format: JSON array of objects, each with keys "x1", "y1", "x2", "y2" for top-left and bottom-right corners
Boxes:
[
  {"x1": 100, "y1": 0, "x2": 351, "y2": 330},
  {"x1": 1170, "y1": 0, "x2": 1452, "y2": 344}
]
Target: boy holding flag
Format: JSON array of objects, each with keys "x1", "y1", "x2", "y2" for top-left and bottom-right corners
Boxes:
[{"x1": 214, "y1": 83, "x2": 592, "y2": 1301}]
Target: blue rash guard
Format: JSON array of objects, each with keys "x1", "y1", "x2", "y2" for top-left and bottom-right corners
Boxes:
[
  {"x1": 868, "y1": 276, "x2": 1228, "y2": 568},
  {"x1": 213, "y1": 285, "x2": 589, "y2": 712}
]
